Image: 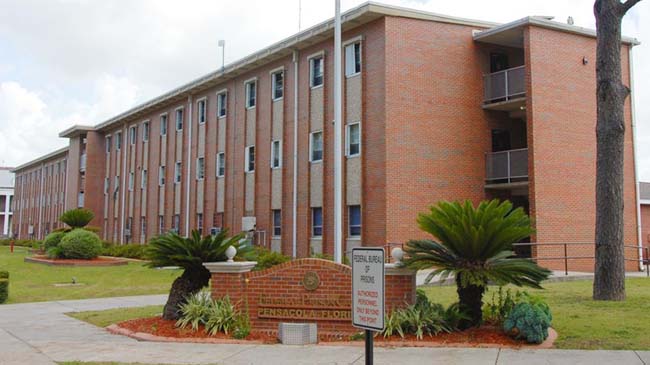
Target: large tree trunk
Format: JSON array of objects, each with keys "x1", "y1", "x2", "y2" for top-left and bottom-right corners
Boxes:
[
  {"x1": 456, "y1": 274, "x2": 485, "y2": 329},
  {"x1": 162, "y1": 267, "x2": 211, "y2": 320},
  {"x1": 593, "y1": 0, "x2": 641, "y2": 301}
]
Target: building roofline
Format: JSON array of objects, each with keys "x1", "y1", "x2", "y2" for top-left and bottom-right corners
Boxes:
[
  {"x1": 89, "y1": 2, "x2": 496, "y2": 133},
  {"x1": 11, "y1": 146, "x2": 69, "y2": 173},
  {"x1": 59, "y1": 125, "x2": 96, "y2": 138},
  {"x1": 473, "y1": 15, "x2": 640, "y2": 46}
]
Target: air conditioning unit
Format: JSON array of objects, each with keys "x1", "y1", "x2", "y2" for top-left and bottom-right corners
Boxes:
[
  {"x1": 242, "y1": 216, "x2": 256, "y2": 232},
  {"x1": 210, "y1": 227, "x2": 222, "y2": 236},
  {"x1": 124, "y1": 229, "x2": 131, "y2": 237}
]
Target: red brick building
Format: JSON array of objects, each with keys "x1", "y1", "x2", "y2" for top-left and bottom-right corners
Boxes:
[
  {"x1": 10, "y1": 3, "x2": 643, "y2": 270},
  {"x1": 641, "y1": 182, "x2": 650, "y2": 260}
]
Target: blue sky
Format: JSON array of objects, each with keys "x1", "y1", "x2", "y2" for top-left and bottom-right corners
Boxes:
[{"x1": 0, "y1": 0, "x2": 648, "y2": 180}]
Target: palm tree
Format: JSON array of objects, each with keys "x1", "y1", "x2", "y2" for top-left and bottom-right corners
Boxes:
[
  {"x1": 402, "y1": 200, "x2": 550, "y2": 329},
  {"x1": 147, "y1": 229, "x2": 246, "y2": 320}
]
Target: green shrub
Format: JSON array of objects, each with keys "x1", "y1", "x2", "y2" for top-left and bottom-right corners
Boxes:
[
  {"x1": 102, "y1": 243, "x2": 147, "y2": 259},
  {"x1": 251, "y1": 246, "x2": 291, "y2": 271},
  {"x1": 0, "y1": 239, "x2": 40, "y2": 247},
  {"x1": 205, "y1": 296, "x2": 238, "y2": 335},
  {"x1": 503, "y1": 302, "x2": 552, "y2": 344},
  {"x1": 176, "y1": 291, "x2": 247, "y2": 338},
  {"x1": 58, "y1": 229, "x2": 103, "y2": 259},
  {"x1": 176, "y1": 290, "x2": 213, "y2": 331},
  {"x1": 43, "y1": 231, "x2": 66, "y2": 251},
  {"x1": 311, "y1": 252, "x2": 350, "y2": 266},
  {"x1": 232, "y1": 314, "x2": 251, "y2": 339},
  {"x1": 46, "y1": 246, "x2": 63, "y2": 259},
  {"x1": 0, "y1": 271, "x2": 8, "y2": 304},
  {"x1": 59, "y1": 208, "x2": 95, "y2": 228},
  {"x1": 31, "y1": 241, "x2": 42, "y2": 251}
]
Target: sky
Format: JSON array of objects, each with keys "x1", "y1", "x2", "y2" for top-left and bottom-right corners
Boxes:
[{"x1": 0, "y1": 0, "x2": 648, "y2": 180}]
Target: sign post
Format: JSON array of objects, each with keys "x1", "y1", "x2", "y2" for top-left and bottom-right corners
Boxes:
[{"x1": 352, "y1": 248, "x2": 385, "y2": 365}]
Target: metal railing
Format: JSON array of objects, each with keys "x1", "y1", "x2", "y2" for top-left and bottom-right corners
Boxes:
[
  {"x1": 485, "y1": 148, "x2": 528, "y2": 184},
  {"x1": 483, "y1": 65, "x2": 525, "y2": 104},
  {"x1": 512, "y1": 242, "x2": 649, "y2": 276}
]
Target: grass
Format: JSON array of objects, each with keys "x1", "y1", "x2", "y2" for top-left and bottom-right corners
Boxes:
[
  {"x1": 0, "y1": 246, "x2": 180, "y2": 303},
  {"x1": 58, "y1": 363, "x2": 203, "y2": 365},
  {"x1": 420, "y1": 277, "x2": 650, "y2": 350},
  {"x1": 67, "y1": 305, "x2": 163, "y2": 327}
]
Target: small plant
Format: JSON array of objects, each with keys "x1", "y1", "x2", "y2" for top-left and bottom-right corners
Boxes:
[
  {"x1": 349, "y1": 332, "x2": 365, "y2": 341},
  {"x1": 31, "y1": 241, "x2": 42, "y2": 251},
  {"x1": 483, "y1": 287, "x2": 518, "y2": 325},
  {"x1": 59, "y1": 208, "x2": 95, "y2": 228},
  {"x1": 503, "y1": 301, "x2": 552, "y2": 344},
  {"x1": 176, "y1": 290, "x2": 213, "y2": 331},
  {"x1": 58, "y1": 229, "x2": 103, "y2": 259},
  {"x1": 205, "y1": 296, "x2": 238, "y2": 335},
  {"x1": 102, "y1": 242, "x2": 147, "y2": 259},
  {"x1": 232, "y1": 313, "x2": 251, "y2": 339},
  {"x1": 0, "y1": 271, "x2": 8, "y2": 304},
  {"x1": 43, "y1": 231, "x2": 66, "y2": 251},
  {"x1": 175, "y1": 291, "x2": 246, "y2": 338}
]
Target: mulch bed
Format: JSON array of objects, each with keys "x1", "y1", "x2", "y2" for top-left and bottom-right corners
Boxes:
[
  {"x1": 108, "y1": 316, "x2": 556, "y2": 348},
  {"x1": 25, "y1": 255, "x2": 129, "y2": 266}
]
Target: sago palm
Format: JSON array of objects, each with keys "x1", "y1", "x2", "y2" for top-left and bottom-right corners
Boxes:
[
  {"x1": 147, "y1": 229, "x2": 246, "y2": 320},
  {"x1": 402, "y1": 200, "x2": 550, "y2": 328}
]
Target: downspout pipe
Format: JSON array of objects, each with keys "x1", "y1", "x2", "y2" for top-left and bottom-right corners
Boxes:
[
  {"x1": 186, "y1": 95, "x2": 193, "y2": 237},
  {"x1": 628, "y1": 45, "x2": 644, "y2": 271},
  {"x1": 292, "y1": 49, "x2": 299, "y2": 259}
]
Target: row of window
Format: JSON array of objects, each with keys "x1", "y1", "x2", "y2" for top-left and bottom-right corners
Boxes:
[
  {"x1": 16, "y1": 160, "x2": 67, "y2": 186},
  {"x1": 104, "y1": 42, "x2": 362, "y2": 153},
  {"x1": 271, "y1": 205, "x2": 361, "y2": 238}
]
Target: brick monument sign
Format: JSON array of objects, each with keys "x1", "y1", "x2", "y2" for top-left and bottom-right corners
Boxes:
[{"x1": 204, "y1": 254, "x2": 416, "y2": 337}]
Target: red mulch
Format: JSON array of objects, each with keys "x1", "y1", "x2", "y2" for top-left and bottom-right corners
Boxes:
[
  {"x1": 116, "y1": 316, "x2": 531, "y2": 348},
  {"x1": 25, "y1": 255, "x2": 128, "y2": 266},
  {"x1": 118, "y1": 316, "x2": 278, "y2": 343}
]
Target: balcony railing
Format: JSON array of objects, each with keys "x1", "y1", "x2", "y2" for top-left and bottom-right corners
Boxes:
[
  {"x1": 485, "y1": 148, "x2": 528, "y2": 184},
  {"x1": 483, "y1": 66, "x2": 525, "y2": 104}
]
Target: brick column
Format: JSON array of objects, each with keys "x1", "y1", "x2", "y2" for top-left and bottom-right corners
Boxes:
[
  {"x1": 384, "y1": 263, "x2": 417, "y2": 313},
  {"x1": 203, "y1": 261, "x2": 257, "y2": 308}
]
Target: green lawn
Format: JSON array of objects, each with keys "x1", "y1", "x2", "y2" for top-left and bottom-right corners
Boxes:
[
  {"x1": 421, "y1": 278, "x2": 650, "y2": 350},
  {"x1": 67, "y1": 305, "x2": 163, "y2": 327},
  {"x1": 0, "y1": 246, "x2": 180, "y2": 303}
]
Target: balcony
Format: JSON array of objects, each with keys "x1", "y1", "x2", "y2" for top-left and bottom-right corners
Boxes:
[
  {"x1": 483, "y1": 66, "x2": 525, "y2": 111},
  {"x1": 485, "y1": 148, "x2": 528, "y2": 188}
]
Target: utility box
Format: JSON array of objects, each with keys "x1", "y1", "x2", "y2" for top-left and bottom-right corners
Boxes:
[{"x1": 278, "y1": 323, "x2": 317, "y2": 345}]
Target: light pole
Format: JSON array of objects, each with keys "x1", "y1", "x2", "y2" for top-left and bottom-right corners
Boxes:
[
  {"x1": 333, "y1": 0, "x2": 343, "y2": 264},
  {"x1": 218, "y1": 40, "x2": 225, "y2": 71}
]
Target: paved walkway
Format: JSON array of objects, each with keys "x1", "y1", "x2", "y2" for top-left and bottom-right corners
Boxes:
[{"x1": 1, "y1": 295, "x2": 649, "y2": 365}]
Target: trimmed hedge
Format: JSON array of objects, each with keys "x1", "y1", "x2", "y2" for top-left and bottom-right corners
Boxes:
[
  {"x1": 0, "y1": 271, "x2": 8, "y2": 304},
  {"x1": 102, "y1": 243, "x2": 147, "y2": 259},
  {"x1": 58, "y1": 229, "x2": 103, "y2": 259},
  {"x1": 0, "y1": 239, "x2": 40, "y2": 248},
  {"x1": 43, "y1": 231, "x2": 66, "y2": 251}
]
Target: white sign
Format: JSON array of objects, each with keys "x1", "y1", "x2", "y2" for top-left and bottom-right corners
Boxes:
[{"x1": 352, "y1": 247, "x2": 385, "y2": 331}]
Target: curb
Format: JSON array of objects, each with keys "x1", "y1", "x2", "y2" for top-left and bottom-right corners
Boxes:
[{"x1": 106, "y1": 324, "x2": 267, "y2": 344}]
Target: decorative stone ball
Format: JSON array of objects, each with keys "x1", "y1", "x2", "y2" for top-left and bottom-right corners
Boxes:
[
  {"x1": 225, "y1": 245, "x2": 237, "y2": 262},
  {"x1": 391, "y1": 247, "x2": 404, "y2": 264}
]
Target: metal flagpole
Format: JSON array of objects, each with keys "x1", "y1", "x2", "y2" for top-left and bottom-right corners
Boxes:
[{"x1": 333, "y1": 0, "x2": 343, "y2": 264}]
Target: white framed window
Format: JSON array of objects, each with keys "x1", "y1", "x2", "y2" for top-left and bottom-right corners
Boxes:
[
  {"x1": 160, "y1": 114, "x2": 168, "y2": 136},
  {"x1": 105, "y1": 136, "x2": 111, "y2": 153},
  {"x1": 197, "y1": 98, "x2": 207, "y2": 124},
  {"x1": 312, "y1": 207, "x2": 323, "y2": 237},
  {"x1": 172, "y1": 214, "x2": 180, "y2": 233},
  {"x1": 141, "y1": 169, "x2": 147, "y2": 189},
  {"x1": 115, "y1": 132, "x2": 122, "y2": 150},
  {"x1": 217, "y1": 92, "x2": 227, "y2": 118},
  {"x1": 271, "y1": 70, "x2": 284, "y2": 100},
  {"x1": 140, "y1": 216, "x2": 146, "y2": 240},
  {"x1": 271, "y1": 140, "x2": 281, "y2": 169},
  {"x1": 114, "y1": 176, "x2": 120, "y2": 197},
  {"x1": 272, "y1": 209, "x2": 281, "y2": 237},
  {"x1": 310, "y1": 56, "x2": 324, "y2": 88},
  {"x1": 348, "y1": 205, "x2": 361, "y2": 237},
  {"x1": 129, "y1": 126, "x2": 137, "y2": 145},
  {"x1": 128, "y1": 171, "x2": 134, "y2": 191},
  {"x1": 174, "y1": 162, "x2": 182, "y2": 183},
  {"x1": 142, "y1": 121, "x2": 150, "y2": 142},
  {"x1": 216, "y1": 152, "x2": 225, "y2": 177},
  {"x1": 245, "y1": 146, "x2": 255, "y2": 172},
  {"x1": 345, "y1": 42, "x2": 361, "y2": 77},
  {"x1": 104, "y1": 177, "x2": 109, "y2": 195},
  {"x1": 309, "y1": 131, "x2": 323, "y2": 162},
  {"x1": 346, "y1": 122, "x2": 361, "y2": 157},
  {"x1": 158, "y1": 215, "x2": 164, "y2": 234},
  {"x1": 245, "y1": 80, "x2": 256, "y2": 108},
  {"x1": 197, "y1": 213, "x2": 204, "y2": 235},
  {"x1": 196, "y1": 157, "x2": 205, "y2": 180},
  {"x1": 175, "y1": 108, "x2": 184, "y2": 131},
  {"x1": 159, "y1": 166, "x2": 165, "y2": 186}
]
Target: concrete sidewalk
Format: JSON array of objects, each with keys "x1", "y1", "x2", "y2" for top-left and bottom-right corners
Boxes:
[{"x1": 1, "y1": 295, "x2": 649, "y2": 365}]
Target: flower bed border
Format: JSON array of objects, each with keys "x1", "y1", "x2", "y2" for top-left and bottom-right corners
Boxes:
[
  {"x1": 106, "y1": 321, "x2": 557, "y2": 349},
  {"x1": 25, "y1": 255, "x2": 129, "y2": 267}
]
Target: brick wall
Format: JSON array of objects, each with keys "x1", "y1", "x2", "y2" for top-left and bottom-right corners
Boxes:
[
  {"x1": 642, "y1": 204, "x2": 650, "y2": 256},
  {"x1": 209, "y1": 258, "x2": 416, "y2": 337}
]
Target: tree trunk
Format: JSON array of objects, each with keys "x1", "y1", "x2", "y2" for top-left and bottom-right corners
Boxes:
[
  {"x1": 593, "y1": 0, "x2": 641, "y2": 301},
  {"x1": 456, "y1": 275, "x2": 485, "y2": 329},
  {"x1": 162, "y1": 266, "x2": 211, "y2": 320}
]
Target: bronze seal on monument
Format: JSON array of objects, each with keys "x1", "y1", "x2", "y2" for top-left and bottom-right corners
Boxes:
[{"x1": 303, "y1": 271, "x2": 320, "y2": 291}]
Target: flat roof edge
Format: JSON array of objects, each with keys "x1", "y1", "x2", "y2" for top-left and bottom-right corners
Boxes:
[{"x1": 11, "y1": 146, "x2": 70, "y2": 173}]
